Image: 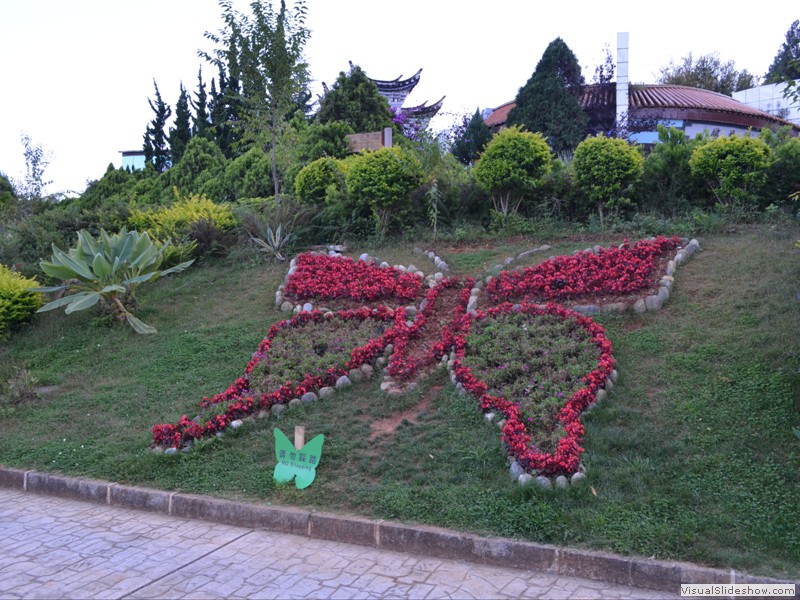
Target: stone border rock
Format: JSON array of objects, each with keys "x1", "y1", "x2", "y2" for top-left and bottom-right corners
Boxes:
[{"x1": 1, "y1": 466, "x2": 796, "y2": 596}]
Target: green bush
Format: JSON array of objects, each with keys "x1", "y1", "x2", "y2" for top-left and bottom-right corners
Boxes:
[
  {"x1": 294, "y1": 157, "x2": 346, "y2": 206},
  {"x1": 167, "y1": 136, "x2": 227, "y2": 199},
  {"x1": 0, "y1": 173, "x2": 17, "y2": 222},
  {"x1": 637, "y1": 125, "x2": 705, "y2": 215},
  {"x1": 0, "y1": 264, "x2": 42, "y2": 337},
  {"x1": 128, "y1": 190, "x2": 237, "y2": 257},
  {"x1": 473, "y1": 126, "x2": 551, "y2": 218},
  {"x1": 689, "y1": 134, "x2": 772, "y2": 207},
  {"x1": 573, "y1": 135, "x2": 644, "y2": 226},
  {"x1": 223, "y1": 147, "x2": 273, "y2": 202},
  {"x1": 763, "y1": 137, "x2": 800, "y2": 207},
  {"x1": 346, "y1": 147, "x2": 424, "y2": 235}
]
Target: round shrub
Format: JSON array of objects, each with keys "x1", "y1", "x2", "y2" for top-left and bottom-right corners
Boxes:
[
  {"x1": 573, "y1": 135, "x2": 644, "y2": 225},
  {"x1": 473, "y1": 126, "x2": 551, "y2": 217},
  {"x1": 223, "y1": 147, "x2": 273, "y2": 202},
  {"x1": 689, "y1": 134, "x2": 772, "y2": 206},
  {"x1": 294, "y1": 157, "x2": 346, "y2": 206},
  {"x1": 346, "y1": 147, "x2": 423, "y2": 233},
  {"x1": 0, "y1": 264, "x2": 42, "y2": 337}
]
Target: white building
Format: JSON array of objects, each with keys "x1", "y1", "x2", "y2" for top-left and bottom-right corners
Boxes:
[{"x1": 733, "y1": 81, "x2": 800, "y2": 127}]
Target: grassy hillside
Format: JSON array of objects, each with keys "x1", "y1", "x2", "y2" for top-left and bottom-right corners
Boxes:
[{"x1": 1, "y1": 225, "x2": 798, "y2": 578}]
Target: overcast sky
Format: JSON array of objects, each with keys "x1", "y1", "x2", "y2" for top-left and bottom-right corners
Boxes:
[{"x1": 0, "y1": 0, "x2": 796, "y2": 195}]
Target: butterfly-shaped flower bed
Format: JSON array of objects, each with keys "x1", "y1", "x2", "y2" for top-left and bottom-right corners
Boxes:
[{"x1": 152, "y1": 236, "x2": 698, "y2": 487}]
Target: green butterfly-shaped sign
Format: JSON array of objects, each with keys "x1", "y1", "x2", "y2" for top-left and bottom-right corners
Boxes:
[{"x1": 273, "y1": 428, "x2": 325, "y2": 489}]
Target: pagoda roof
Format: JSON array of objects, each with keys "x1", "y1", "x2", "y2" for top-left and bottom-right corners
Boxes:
[
  {"x1": 368, "y1": 68, "x2": 423, "y2": 92},
  {"x1": 402, "y1": 96, "x2": 445, "y2": 119}
]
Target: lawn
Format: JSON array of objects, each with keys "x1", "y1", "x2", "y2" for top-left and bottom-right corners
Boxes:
[{"x1": 1, "y1": 224, "x2": 798, "y2": 579}]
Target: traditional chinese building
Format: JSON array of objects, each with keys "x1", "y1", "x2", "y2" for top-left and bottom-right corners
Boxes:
[{"x1": 351, "y1": 61, "x2": 445, "y2": 129}]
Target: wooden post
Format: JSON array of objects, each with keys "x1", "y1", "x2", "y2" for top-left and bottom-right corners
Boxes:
[{"x1": 294, "y1": 426, "x2": 305, "y2": 450}]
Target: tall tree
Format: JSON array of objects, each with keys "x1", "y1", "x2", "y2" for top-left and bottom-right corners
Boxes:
[
  {"x1": 201, "y1": 0, "x2": 310, "y2": 200},
  {"x1": 169, "y1": 83, "x2": 192, "y2": 165},
  {"x1": 19, "y1": 133, "x2": 52, "y2": 200},
  {"x1": 208, "y1": 71, "x2": 235, "y2": 158},
  {"x1": 449, "y1": 109, "x2": 492, "y2": 166},
  {"x1": 143, "y1": 80, "x2": 172, "y2": 172},
  {"x1": 506, "y1": 38, "x2": 588, "y2": 156},
  {"x1": 192, "y1": 68, "x2": 212, "y2": 139},
  {"x1": 315, "y1": 64, "x2": 393, "y2": 133},
  {"x1": 657, "y1": 52, "x2": 755, "y2": 95},
  {"x1": 592, "y1": 44, "x2": 616, "y2": 84},
  {"x1": 764, "y1": 20, "x2": 800, "y2": 83}
]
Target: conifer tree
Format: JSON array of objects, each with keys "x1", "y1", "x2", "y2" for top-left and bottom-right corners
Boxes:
[
  {"x1": 765, "y1": 20, "x2": 800, "y2": 83},
  {"x1": 192, "y1": 68, "x2": 212, "y2": 139},
  {"x1": 169, "y1": 83, "x2": 192, "y2": 165},
  {"x1": 208, "y1": 72, "x2": 234, "y2": 158},
  {"x1": 143, "y1": 80, "x2": 172, "y2": 172},
  {"x1": 506, "y1": 38, "x2": 588, "y2": 156},
  {"x1": 450, "y1": 109, "x2": 493, "y2": 166},
  {"x1": 316, "y1": 64, "x2": 393, "y2": 133}
]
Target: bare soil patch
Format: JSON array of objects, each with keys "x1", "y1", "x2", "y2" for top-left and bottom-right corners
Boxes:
[{"x1": 367, "y1": 385, "x2": 442, "y2": 441}]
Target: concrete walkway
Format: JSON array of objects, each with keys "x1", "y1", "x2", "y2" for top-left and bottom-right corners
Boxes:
[{"x1": 0, "y1": 488, "x2": 674, "y2": 599}]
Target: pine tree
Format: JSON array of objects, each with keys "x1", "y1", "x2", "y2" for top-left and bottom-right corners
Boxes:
[
  {"x1": 764, "y1": 20, "x2": 800, "y2": 83},
  {"x1": 143, "y1": 80, "x2": 172, "y2": 172},
  {"x1": 316, "y1": 64, "x2": 393, "y2": 133},
  {"x1": 506, "y1": 38, "x2": 588, "y2": 156},
  {"x1": 192, "y1": 68, "x2": 212, "y2": 139},
  {"x1": 169, "y1": 83, "x2": 192, "y2": 165},
  {"x1": 450, "y1": 109, "x2": 493, "y2": 166}
]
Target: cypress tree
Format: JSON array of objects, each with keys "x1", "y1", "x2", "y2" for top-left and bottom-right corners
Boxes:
[
  {"x1": 316, "y1": 64, "x2": 393, "y2": 133},
  {"x1": 450, "y1": 109, "x2": 493, "y2": 166},
  {"x1": 169, "y1": 83, "x2": 192, "y2": 165},
  {"x1": 143, "y1": 80, "x2": 172, "y2": 172},
  {"x1": 192, "y1": 67, "x2": 212, "y2": 139},
  {"x1": 506, "y1": 38, "x2": 588, "y2": 156},
  {"x1": 764, "y1": 20, "x2": 800, "y2": 83}
]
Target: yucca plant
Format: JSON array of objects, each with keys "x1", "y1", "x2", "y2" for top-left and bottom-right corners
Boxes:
[
  {"x1": 31, "y1": 228, "x2": 194, "y2": 334},
  {"x1": 238, "y1": 206, "x2": 300, "y2": 262}
]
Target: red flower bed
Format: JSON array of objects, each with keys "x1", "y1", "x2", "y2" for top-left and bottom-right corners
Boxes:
[
  {"x1": 284, "y1": 253, "x2": 423, "y2": 302},
  {"x1": 451, "y1": 302, "x2": 615, "y2": 476},
  {"x1": 152, "y1": 306, "x2": 398, "y2": 448},
  {"x1": 387, "y1": 276, "x2": 474, "y2": 381},
  {"x1": 485, "y1": 236, "x2": 680, "y2": 303}
]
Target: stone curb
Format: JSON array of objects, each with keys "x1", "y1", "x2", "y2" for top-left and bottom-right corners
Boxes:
[{"x1": 2, "y1": 466, "x2": 797, "y2": 595}]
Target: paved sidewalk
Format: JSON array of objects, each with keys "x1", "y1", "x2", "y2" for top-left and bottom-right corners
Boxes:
[{"x1": 0, "y1": 488, "x2": 676, "y2": 599}]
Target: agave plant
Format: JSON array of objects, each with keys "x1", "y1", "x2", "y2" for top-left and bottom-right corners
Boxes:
[
  {"x1": 238, "y1": 206, "x2": 300, "y2": 262},
  {"x1": 31, "y1": 228, "x2": 194, "y2": 334}
]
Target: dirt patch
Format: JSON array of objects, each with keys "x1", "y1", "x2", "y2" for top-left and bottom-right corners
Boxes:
[{"x1": 367, "y1": 386, "x2": 442, "y2": 441}]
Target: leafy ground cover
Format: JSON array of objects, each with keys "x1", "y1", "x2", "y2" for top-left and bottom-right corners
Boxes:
[
  {"x1": 0, "y1": 225, "x2": 798, "y2": 578},
  {"x1": 460, "y1": 309, "x2": 605, "y2": 455}
]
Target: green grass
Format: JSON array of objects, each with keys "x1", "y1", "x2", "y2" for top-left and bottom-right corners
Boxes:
[{"x1": 1, "y1": 225, "x2": 799, "y2": 578}]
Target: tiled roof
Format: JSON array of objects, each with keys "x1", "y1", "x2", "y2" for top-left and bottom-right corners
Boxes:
[
  {"x1": 485, "y1": 83, "x2": 798, "y2": 131},
  {"x1": 484, "y1": 100, "x2": 516, "y2": 128},
  {"x1": 629, "y1": 84, "x2": 788, "y2": 120}
]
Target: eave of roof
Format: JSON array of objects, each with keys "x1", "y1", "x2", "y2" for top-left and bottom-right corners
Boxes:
[{"x1": 369, "y1": 68, "x2": 423, "y2": 92}]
